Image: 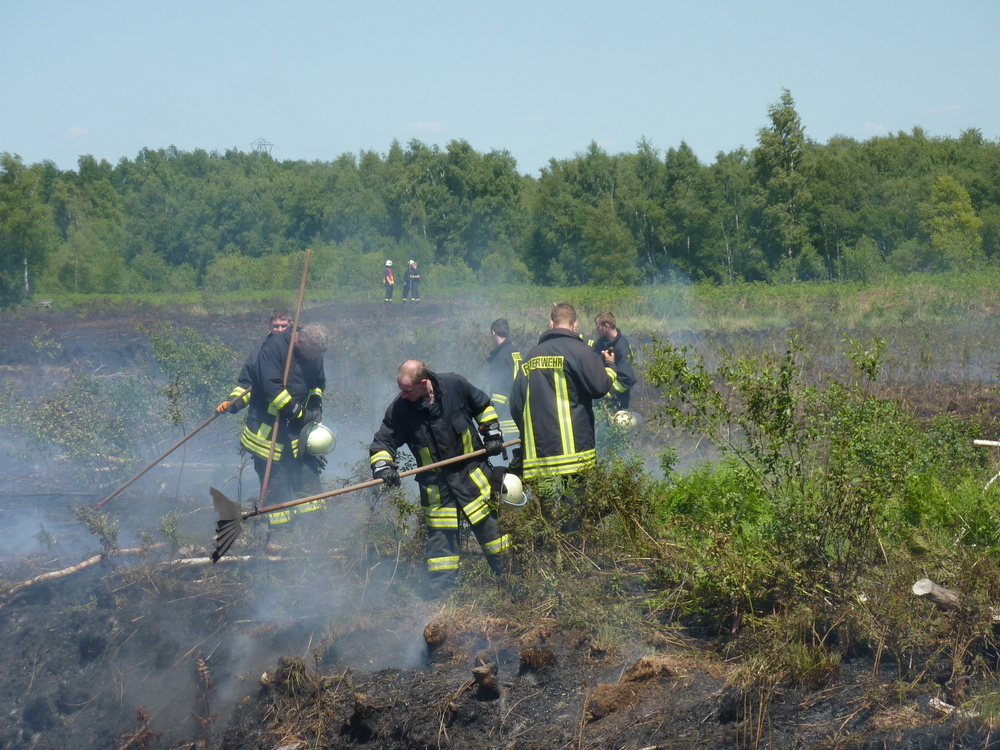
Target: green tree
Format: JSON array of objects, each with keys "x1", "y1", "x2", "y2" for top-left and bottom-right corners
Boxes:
[
  {"x1": 580, "y1": 196, "x2": 640, "y2": 284},
  {"x1": 0, "y1": 153, "x2": 58, "y2": 306},
  {"x1": 753, "y1": 89, "x2": 818, "y2": 277},
  {"x1": 918, "y1": 174, "x2": 983, "y2": 270},
  {"x1": 708, "y1": 148, "x2": 766, "y2": 281}
]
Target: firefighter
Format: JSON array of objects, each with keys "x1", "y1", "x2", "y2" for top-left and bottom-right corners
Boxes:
[
  {"x1": 383, "y1": 260, "x2": 395, "y2": 302},
  {"x1": 369, "y1": 359, "x2": 510, "y2": 598},
  {"x1": 239, "y1": 323, "x2": 329, "y2": 527},
  {"x1": 485, "y1": 318, "x2": 522, "y2": 443},
  {"x1": 402, "y1": 259, "x2": 421, "y2": 302},
  {"x1": 592, "y1": 311, "x2": 636, "y2": 410},
  {"x1": 216, "y1": 308, "x2": 291, "y2": 416},
  {"x1": 509, "y1": 303, "x2": 618, "y2": 510}
]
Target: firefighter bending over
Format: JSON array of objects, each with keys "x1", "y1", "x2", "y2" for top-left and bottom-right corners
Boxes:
[{"x1": 369, "y1": 359, "x2": 511, "y2": 599}]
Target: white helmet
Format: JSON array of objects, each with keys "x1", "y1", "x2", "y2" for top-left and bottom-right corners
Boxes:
[
  {"x1": 303, "y1": 422, "x2": 336, "y2": 455},
  {"x1": 385, "y1": 259, "x2": 393, "y2": 267},
  {"x1": 500, "y1": 473, "x2": 526, "y2": 506},
  {"x1": 612, "y1": 410, "x2": 644, "y2": 430}
]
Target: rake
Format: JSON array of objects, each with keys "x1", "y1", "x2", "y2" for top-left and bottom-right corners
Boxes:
[{"x1": 210, "y1": 439, "x2": 520, "y2": 562}]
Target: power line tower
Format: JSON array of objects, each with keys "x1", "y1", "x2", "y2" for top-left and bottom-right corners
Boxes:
[{"x1": 250, "y1": 137, "x2": 273, "y2": 155}]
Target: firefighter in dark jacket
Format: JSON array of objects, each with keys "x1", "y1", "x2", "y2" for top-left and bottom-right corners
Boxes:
[
  {"x1": 369, "y1": 360, "x2": 510, "y2": 598},
  {"x1": 510, "y1": 303, "x2": 617, "y2": 484},
  {"x1": 486, "y1": 318, "x2": 522, "y2": 441},
  {"x1": 592, "y1": 311, "x2": 636, "y2": 410},
  {"x1": 402, "y1": 259, "x2": 421, "y2": 301},
  {"x1": 216, "y1": 308, "x2": 291, "y2": 416},
  {"x1": 239, "y1": 323, "x2": 329, "y2": 526}
]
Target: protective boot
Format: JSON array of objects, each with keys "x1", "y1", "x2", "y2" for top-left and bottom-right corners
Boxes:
[{"x1": 486, "y1": 553, "x2": 506, "y2": 577}]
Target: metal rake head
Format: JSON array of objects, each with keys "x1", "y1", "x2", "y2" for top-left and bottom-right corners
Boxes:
[{"x1": 210, "y1": 487, "x2": 246, "y2": 562}]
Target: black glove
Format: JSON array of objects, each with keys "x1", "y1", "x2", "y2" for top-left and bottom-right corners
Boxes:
[
  {"x1": 314, "y1": 454, "x2": 328, "y2": 471},
  {"x1": 303, "y1": 406, "x2": 322, "y2": 425},
  {"x1": 373, "y1": 459, "x2": 400, "y2": 487},
  {"x1": 226, "y1": 398, "x2": 245, "y2": 414},
  {"x1": 481, "y1": 421, "x2": 503, "y2": 457}
]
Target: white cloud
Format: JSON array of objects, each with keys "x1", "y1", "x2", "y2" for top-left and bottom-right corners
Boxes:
[
  {"x1": 64, "y1": 126, "x2": 87, "y2": 138},
  {"x1": 862, "y1": 122, "x2": 887, "y2": 136}
]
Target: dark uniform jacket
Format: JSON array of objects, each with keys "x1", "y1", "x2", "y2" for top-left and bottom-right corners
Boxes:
[
  {"x1": 592, "y1": 329, "x2": 636, "y2": 409},
  {"x1": 510, "y1": 328, "x2": 618, "y2": 479},
  {"x1": 486, "y1": 339, "x2": 522, "y2": 430},
  {"x1": 369, "y1": 371, "x2": 500, "y2": 495},
  {"x1": 240, "y1": 329, "x2": 325, "y2": 461},
  {"x1": 225, "y1": 335, "x2": 270, "y2": 412}
]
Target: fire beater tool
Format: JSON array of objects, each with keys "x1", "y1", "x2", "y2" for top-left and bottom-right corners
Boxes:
[{"x1": 210, "y1": 439, "x2": 520, "y2": 562}]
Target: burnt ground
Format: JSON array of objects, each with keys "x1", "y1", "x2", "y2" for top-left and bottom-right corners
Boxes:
[{"x1": 2, "y1": 300, "x2": 1000, "y2": 749}]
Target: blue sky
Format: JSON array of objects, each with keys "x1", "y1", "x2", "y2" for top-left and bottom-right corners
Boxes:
[{"x1": 3, "y1": 1, "x2": 998, "y2": 176}]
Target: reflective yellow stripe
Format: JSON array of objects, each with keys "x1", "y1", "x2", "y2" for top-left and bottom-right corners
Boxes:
[
  {"x1": 484, "y1": 534, "x2": 511, "y2": 554},
  {"x1": 268, "y1": 498, "x2": 327, "y2": 525},
  {"x1": 553, "y1": 369, "x2": 575, "y2": 457},
  {"x1": 523, "y1": 449, "x2": 596, "y2": 479},
  {"x1": 371, "y1": 450, "x2": 393, "y2": 467},
  {"x1": 510, "y1": 353, "x2": 522, "y2": 380},
  {"x1": 522, "y1": 384, "x2": 537, "y2": 462},
  {"x1": 419, "y1": 446, "x2": 433, "y2": 466},
  {"x1": 475, "y1": 405, "x2": 500, "y2": 425},
  {"x1": 499, "y1": 419, "x2": 518, "y2": 436},
  {"x1": 422, "y1": 483, "x2": 442, "y2": 506},
  {"x1": 241, "y1": 427, "x2": 285, "y2": 460},
  {"x1": 427, "y1": 556, "x2": 460, "y2": 571},
  {"x1": 270, "y1": 389, "x2": 293, "y2": 415}
]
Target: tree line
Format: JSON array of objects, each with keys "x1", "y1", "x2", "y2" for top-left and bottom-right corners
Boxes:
[{"x1": 2, "y1": 89, "x2": 998, "y2": 308}]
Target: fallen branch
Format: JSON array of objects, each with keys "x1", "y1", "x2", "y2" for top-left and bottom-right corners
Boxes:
[
  {"x1": 0, "y1": 545, "x2": 289, "y2": 607},
  {"x1": 912, "y1": 579, "x2": 961, "y2": 611},
  {"x1": 0, "y1": 544, "x2": 157, "y2": 606}
]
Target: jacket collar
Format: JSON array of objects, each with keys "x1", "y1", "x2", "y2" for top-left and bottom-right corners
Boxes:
[{"x1": 538, "y1": 327, "x2": 582, "y2": 344}]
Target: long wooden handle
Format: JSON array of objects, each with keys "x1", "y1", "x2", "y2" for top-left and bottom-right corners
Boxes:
[
  {"x1": 243, "y1": 439, "x2": 521, "y2": 520},
  {"x1": 261, "y1": 248, "x2": 313, "y2": 497},
  {"x1": 95, "y1": 411, "x2": 223, "y2": 509}
]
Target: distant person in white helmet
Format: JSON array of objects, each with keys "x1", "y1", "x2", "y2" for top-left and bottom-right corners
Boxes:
[
  {"x1": 382, "y1": 260, "x2": 395, "y2": 302},
  {"x1": 402, "y1": 259, "x2": 421, "y2": 302}
]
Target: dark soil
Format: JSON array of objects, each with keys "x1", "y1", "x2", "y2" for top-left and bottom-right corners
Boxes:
[{"x1": 2, "y1": 300, "x2": 999, "y2": 749}]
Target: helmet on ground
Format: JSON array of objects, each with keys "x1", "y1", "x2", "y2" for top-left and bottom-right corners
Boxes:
[
  {"x1": 303, "y1": 422, "x2": 336, "y2": 455},
  {"x1": 612, "y1": 410, "x2": 644, "y2": 430},
  {"x1": 500, "y1": 472, "x2": 525, "y2": 506},
  {"x1": 385, "y1": 259, "x2": 393, "y2": 266}
]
